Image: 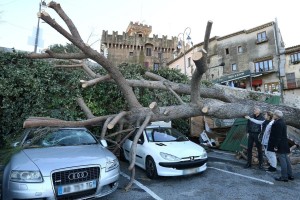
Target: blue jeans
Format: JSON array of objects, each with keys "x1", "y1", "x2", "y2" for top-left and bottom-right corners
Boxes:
[{"x1": 277, "y1": 153, "x2": 293, "y2": 179}]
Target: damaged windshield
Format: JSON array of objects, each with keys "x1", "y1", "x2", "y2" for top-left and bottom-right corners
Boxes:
[
  {"x1": 22, "y1": 128, "x2": 97, "y2": 148},
  {"x1": 145, "y1": 127, "x2": 188, "y2": 142}
]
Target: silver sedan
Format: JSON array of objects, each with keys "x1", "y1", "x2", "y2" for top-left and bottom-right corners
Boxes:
[{"x1": 2, "y1": 127, "x2": 119, "y2": 200}]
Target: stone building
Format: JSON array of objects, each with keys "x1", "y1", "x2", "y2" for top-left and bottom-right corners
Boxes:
[
  {"x1": 100, "y1": 22, "x2": 177, "y2": 70},
  {"x1": 168, "y1": 21, "x2": 285, "y2": 95},
  {"x1": 281, "y1": 45, "x2": 300, "y2": 108}
]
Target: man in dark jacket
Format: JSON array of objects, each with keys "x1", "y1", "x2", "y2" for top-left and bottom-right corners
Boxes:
[
  {"x1": 268, "y1": 110, "x2": 294, "y2": 182},
  {"x1": 244, "y1": 107, "x2": 264, "y2": 169}
]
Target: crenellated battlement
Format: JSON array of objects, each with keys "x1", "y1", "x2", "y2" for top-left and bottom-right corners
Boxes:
[{"x1": 101, "y1": 30, "x2": 178, "y2": 49}]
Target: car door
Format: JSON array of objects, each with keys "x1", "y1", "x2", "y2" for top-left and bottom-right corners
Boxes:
[{"x1": 123, "y1": 129, "x2": 144, "y2": 166}]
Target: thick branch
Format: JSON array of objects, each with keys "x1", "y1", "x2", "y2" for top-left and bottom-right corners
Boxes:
[
  {"x1": 163, "y1": 81, "x2": 185, "y2": 104},
  {"x1": 108, "y1": 111, "x2": 128, "y2": 129},
  {"x1": 23, "y1": 115, "x2": 115, "y2": 128},
  {"x1": 81, "y1": 74, "x2": 111, "y2": 88},
  {"x1": 190, "y1": 20, "x2": 212, "y2": 104},
  {"x1": 76, "y1": 97, "x2": 95, "y2": 119},
  {"x1": 101, "y1": 117, "x2": 113, "y2": 139},
  {"x1": 129, "y1": 115, "x2": 152, "y2": 170},
  {"x1": 82, "y1": 62, "x2": 98, "y2": 78},
  {"x1": 26, "y1": 52, "x2": 87, "y2": 59},
  {"x1": 149, "y1": 102, "x2": 160, "y2": 114},
  {"x1": 48, "y1": 1, "x2": 83, "y2": 41},
  {"x1": 40, "y1": 6, "x2": 142, "y2": 110},
  {"x1": 55, "y1": 64, "x2": 83, "y2": 68}
]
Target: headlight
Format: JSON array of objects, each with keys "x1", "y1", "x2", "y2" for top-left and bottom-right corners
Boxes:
[
  {"x1": 199, "y1": 152, "x2": 208, "y2": 159},
  {"x1": 10, "y1": 170, "x2": 43, "y2": 183},
  {"x1": 106, "y1": 159, "x2": 119, "y2": 172},
  {"x1": 160, "y1": 152, "x2": 180, "y2": 161}
]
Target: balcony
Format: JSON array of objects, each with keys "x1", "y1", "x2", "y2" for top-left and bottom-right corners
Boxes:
[{"x1": 283, "y1": 78, "x2": 300, "y2": 90}]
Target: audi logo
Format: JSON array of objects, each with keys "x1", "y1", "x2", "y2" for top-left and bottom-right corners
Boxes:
[{"x1": 68, "y1": 171, "x2": 88, "y2": 180}]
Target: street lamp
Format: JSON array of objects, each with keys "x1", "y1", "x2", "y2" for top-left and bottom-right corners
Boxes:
[
  {"x1": 177, "y1": 27, "x2": 192, "y2": 75},
  {"x1": 34, "y1": 0, "x2": 47, "y2": 53}
]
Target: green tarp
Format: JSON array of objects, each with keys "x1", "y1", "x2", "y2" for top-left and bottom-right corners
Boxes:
[{"x1": 219, "y1": 95, "x2": 280, "y2": 152}]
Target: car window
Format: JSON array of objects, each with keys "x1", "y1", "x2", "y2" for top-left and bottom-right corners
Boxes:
[
  {"x1": 23, "y1": 128, "x2": 98, "y2": 147},
  {"x1": 145, "y1": 127, "x2": 188, "y2": 142},
  {"x1": 128, "y1": 129, "x2": 144, "y2": 143}
]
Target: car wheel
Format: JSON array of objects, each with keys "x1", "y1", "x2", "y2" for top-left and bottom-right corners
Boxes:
[
  {"x1": 119, "y1": 148, "x2": 127, "y2": 161},
  {"x1": 146, "y1": 156, "x2": 158, "y2": 179}
]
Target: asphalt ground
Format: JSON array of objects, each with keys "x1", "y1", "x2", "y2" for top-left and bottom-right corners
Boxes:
[{"x1": 1, "y1": 149, "x2": 300, "y2": 200}]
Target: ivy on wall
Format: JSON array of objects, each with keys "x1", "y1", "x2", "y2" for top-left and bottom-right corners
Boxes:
[{"x1": 0, "y1": 51, "x2": 190, "y2": 146}]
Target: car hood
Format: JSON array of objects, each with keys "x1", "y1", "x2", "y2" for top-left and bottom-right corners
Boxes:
[
  {"x1": 152, "y1": 141, "x2": 206, "y2": 158},
  {"x1": 20, "y1": 145, "x2": 114, "y2": 176}
]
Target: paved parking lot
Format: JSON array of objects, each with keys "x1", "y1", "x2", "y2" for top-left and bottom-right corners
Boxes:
[
  {"x1": 1, "y1": 150, "x2": 300, "y2": 200},
  {"x1": 104, "y1": 159, "x2": 300, "y2": 200}
]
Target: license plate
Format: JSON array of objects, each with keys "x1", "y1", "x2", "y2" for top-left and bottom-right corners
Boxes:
[
  {"x1": 183, "y1": 168, "x2": 199, "y2": 175},
  {"x1": 57, "y1": 180, "x2": 97, "y2": 195}
]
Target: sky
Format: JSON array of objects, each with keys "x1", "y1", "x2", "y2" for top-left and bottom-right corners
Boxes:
[{"x1": 0, "y1": 0, "x2": 299, "y2": 52}]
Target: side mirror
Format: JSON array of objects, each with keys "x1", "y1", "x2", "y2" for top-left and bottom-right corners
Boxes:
[
  {"x1": 11, "y1": 142, "x2": 20, "y2": 147},
  {"x1": 137, "y1": 138, "x2": 143, "y2": 145},
  {"x1": 100, "y1": 140, "x2": 108, "y2": 148}
]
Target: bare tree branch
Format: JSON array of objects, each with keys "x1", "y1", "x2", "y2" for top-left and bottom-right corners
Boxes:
[
  {"x1": 81, "y1": 74, "x2": 111, "y2": 88},
  {"x1": 101, "y1": 117, "x2": 113, "y2": 139},
  {"x1": 108, "y1": 111, "x2": 128, "y2": 129},
  {"x1": 128, "y1": 115, "x2": 152, "y2": 170},
  {"x1": 55, "y1": 64, "x2": 83, "y2": 68},
  {"x1": 190, "y1": 20, "x2": 213, "y2": 104},
  {"x1": 26, "y1": 52, "x2": 87, "y2": 59},
  {"x1": 76, "y1": 97, "x2": 95, "y2": 119}
]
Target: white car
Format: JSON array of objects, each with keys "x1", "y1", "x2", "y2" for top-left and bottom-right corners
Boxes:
[{"x1": 121, "y1": 122, "x2": 207, "y2": 179}]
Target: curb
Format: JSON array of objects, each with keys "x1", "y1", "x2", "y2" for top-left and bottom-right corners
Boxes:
[{"x1": 207, "y1": 150, "x2": 245, "y2": 167}]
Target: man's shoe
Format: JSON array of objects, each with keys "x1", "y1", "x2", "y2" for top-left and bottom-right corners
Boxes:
[
  {"x1": 266, "y1": 166, "x2": 277, "y2": 172},
  {"x1": 275, "y1": 177, "x2": 288, "y2": 182},
  {"x1": 288, "y1": 176, "x2": 294, "y2": 181},
  {"x1": 244, "y1": 163, "x2": 251, "y2": 168}
]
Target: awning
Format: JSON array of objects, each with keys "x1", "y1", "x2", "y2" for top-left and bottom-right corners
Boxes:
[
  {"x1": 252, "y1": 79, "x2": 262, "y2": 86},
  {"x1": 218, "y1": 70, "x2": 251, "y2": 83}
]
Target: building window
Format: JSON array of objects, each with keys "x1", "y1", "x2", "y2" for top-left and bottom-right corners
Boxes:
[
  {"x1": 286, "y1": 72, "x2": 296, "y2": 89},
  {"x1": 146, "y1": 48, "x2": 152, "y2": 56},
  {"x1": 257, "y1": 31, "x2": 267, "y2": 43},
  {"x1": 129, "y1": 52, "x2": 133, "y2": 56},
  {"x1": 290, "y1": 52, "x2": 300, "y2": 64},
  {"x1": 153, "y1": 63, "x2": 159, "y2": 71},
  {"x1": 225, "y1": 48, "x2": 229, "y2": 55},
  {"x1": 231, "y1": 63, "x2": 237, "y2": 71},
  {"x1": 237, "y1": 46, "x2": 243, "y2": 53},
  {"x1": 264, "y1": 82, "x2": 279, "y2": 93},
  {"x1": 188, "y1": 57, "x2": 191, "y2": 67},
  {"x1": 254, "y1": 59, "x2": 273, "y2": 73}
]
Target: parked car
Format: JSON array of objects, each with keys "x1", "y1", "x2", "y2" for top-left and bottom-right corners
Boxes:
[
  {"x1": 2, "y1": 127, "x2": 119, "y2": 200},
  {"x1": 121, "y1": 122, "x2": 208, "y2": 179}
]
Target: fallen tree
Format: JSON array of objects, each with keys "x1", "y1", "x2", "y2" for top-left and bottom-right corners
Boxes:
[{"x1": 24, "y1": 1, "x2": 300, "y2": 189}]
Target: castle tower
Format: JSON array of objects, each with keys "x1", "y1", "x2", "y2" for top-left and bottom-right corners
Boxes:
[
  {"x1": 101, "y1": 22, "x2": 177, "y2": 69},
  {"x1": 126, "y1": 21, "x2": 152, "y2": 37}
]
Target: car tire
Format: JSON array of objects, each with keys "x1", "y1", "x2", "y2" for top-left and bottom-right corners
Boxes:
[
  {"x1": 119, "y1": 148, "x2": 127, "y2": 162},
  {"x1": 146, "y1": 156, "x2": 158, "y2": 179}
]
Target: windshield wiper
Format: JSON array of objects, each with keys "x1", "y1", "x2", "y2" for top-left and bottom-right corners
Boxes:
[{"x1": 81, "y1": 142, "x2": 97, "y2": 145}]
